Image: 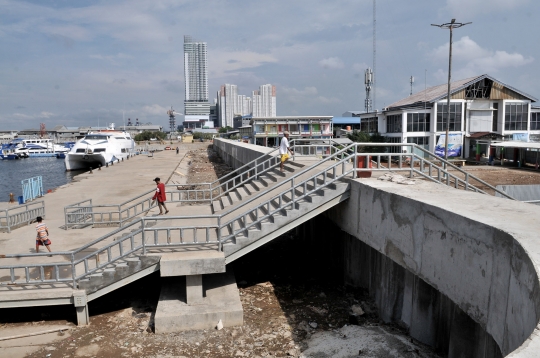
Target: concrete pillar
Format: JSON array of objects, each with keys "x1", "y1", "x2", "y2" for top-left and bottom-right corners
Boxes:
[
  {"x1": 73, "y1": 291, "x2": 89, "y2": 325},
  {"x1": 186, "y1": 275, "x2": 204, "y2": 304}
]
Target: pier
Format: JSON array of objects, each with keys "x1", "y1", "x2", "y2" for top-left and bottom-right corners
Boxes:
[{"x1": 0, "y1": 138, "x2": 539, "y2": 357}]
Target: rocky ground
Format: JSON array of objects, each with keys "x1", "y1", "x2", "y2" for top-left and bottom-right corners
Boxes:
[{"x1": 4, "y1": 144, "x2": 537, "y2": 357}]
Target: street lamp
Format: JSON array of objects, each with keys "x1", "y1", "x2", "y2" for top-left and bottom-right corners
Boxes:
[{"x1": 432, "y1": 19, "x2": 471, "y2": 161}]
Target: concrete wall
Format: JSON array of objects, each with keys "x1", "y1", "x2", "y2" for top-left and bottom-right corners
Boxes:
[
  {"x1": 214, "y1": 138, "x2": 540, "y2": 357},
  {"x1": 325, "y1": 178, "x2": 540, "y2": 357},
  {"x1": 213, "y1": 138, "x2": 273, "y2": 171}
]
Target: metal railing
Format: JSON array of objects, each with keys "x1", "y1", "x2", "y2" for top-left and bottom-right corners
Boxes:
[
  {"x1": 62, "y1": 139, "x2": 342, "y2": 229},
  {"x1": 0, "y1": 201, "x2": 45, "y2": 233},
  {"x1": 3, "y1": 141, "x2": 518, "y2": 288},
  {"x1": 22, "y1": 176, "x2": 43, "y2": 203}
]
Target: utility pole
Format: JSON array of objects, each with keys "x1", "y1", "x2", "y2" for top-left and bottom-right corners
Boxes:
[
  {"x1": 431, "y1": 19, "x2": 471, "y2": 161},
  {"x1": 409, "y1": 76, "x2": 414, "y2": 96}
]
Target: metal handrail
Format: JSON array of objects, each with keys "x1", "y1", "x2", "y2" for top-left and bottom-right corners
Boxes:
[
  {"x1": 0, "y1": 200, "x2": 46, "y2": 233},
  {"x1": 1, "y1": 141, "x2": 517, "y2": 287}
]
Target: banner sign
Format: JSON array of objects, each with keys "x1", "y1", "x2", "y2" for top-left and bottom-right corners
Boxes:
[{"x1": 435, "y1": 134, "x2": 462, "y2": 157}]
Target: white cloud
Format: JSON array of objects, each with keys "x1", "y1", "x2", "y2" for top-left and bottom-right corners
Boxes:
[
  {"x1": 210, "y1": 50, "x2": 278, "y2": 78},
  {"x1": 352, "y1": 62, "x2": 370, "y2": 73},
  {"x1": 431, "y1": 36, "x2": 533, "y2": 80},
  {"x1": 141, "y1": 104, "x2": 169, "y2": 116},
  {"x1": 39, "y1": 111, "x2": 54, "y2": 118},
  {"x1": 318, "y1": 57, "x2": 344, "y2": 70},
  {"x1": 281, "y1": 86, "x2": 318, "y2": 96},
  {"x1": 443, "y1": 0, "x2": 529, "y2": 17}
]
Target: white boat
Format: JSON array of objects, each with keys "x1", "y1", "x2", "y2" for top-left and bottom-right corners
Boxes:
[
  {"x1": 64, "y1": 123, "x2": 135, "y2": 171},
  {"x1": 0, "y1": 138, "x2": 68, "y2": 159}
]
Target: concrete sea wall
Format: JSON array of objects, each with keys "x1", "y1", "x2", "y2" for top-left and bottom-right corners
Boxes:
[{"x1": 213, "y1": 138, "x2": 540, "y2": 357}]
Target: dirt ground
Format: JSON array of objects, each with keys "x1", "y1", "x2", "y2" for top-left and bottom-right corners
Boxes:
[{"x1": 3, "y1": 144, "x2": 538, "y2": 357}]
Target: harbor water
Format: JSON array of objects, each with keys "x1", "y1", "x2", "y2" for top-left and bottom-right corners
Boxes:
[{"x1": 0, "y1": 157, "x2": 83, "y2": 201}]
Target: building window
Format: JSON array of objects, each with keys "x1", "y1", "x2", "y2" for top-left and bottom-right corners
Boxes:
[
  {"x1": 407, "y1": 113, "x2": 431, "y2": 132},
  {"x1": 386, "y1": 136, "x2": 401, "y2": 153},
  {"x1": 407, "y1": 136, "x2": 429, "y2": 146},
  {"x1": 531, "y1": 112, "x2": 540, "y2": 130},
  {"x1": 361, "y1": 117, "x2": 378, "y2": 133},
  {"x1": 386, "y1": 115, "x2": 402, "y2": 133},
  {"x1": 505, "y1": 102, "x2": 528, "y2": 131},
  {"x1": 437, "y1": 103, "x2": 462, "y2": 131}
]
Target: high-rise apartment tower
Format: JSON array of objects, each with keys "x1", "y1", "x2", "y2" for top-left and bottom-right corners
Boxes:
[
  {"x1": 252, "y1": 84, "x2": 276, "y2": 117},
  {"x1": 184, "y1": 35, "x2": 210, "y2": 115}
]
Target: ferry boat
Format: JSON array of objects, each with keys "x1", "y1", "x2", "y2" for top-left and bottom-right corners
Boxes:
[
  {"x1": 64, "y1": 123, "x2": 135, "y2": 171},
  {"x1": 0, "y1": 138, "x2": 69, "y2": 159}
]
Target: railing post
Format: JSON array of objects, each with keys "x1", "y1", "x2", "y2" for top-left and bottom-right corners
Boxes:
[
  {"x1": 217, "y1": 216, "x2": 222, "y2": 251},
  {"x1": 291, "y1": 178, "x2": 295, "y2": 206},
  {"x1": 71, "y1": 253, "x2": 76, "y2": 288},
  {"x1": 142, "y1": 219, "x2": 147, "y2": 255}
]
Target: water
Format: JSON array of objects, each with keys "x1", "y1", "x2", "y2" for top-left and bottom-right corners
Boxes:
[{"x1": 0, "y1": 157, "x2": 84, "y2": 201}]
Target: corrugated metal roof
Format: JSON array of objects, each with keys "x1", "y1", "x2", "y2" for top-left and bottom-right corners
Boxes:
[
  {"x1": 386, "y1": 75, "x2": 481, "y2": 109},
  {"x1": 385, "y1": 74, "x2": 538, "y2": 110}
]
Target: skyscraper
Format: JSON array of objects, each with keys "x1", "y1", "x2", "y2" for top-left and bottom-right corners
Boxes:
[
  {"x1": 252, "y1": 84, "x2": 276, "y2": 117},
  {"x1": 184, "y1": 35, "x2": 210, "y2": 115}
]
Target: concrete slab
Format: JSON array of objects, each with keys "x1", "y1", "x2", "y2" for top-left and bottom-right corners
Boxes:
[
  {"x1": 154, "y1": 270, "x2": 243, "y2": 333},
  {"x1": 152, "y1": 249, "x2": 225, "y2": 276}
]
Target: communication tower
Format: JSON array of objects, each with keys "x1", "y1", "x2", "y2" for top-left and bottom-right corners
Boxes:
[
  {"x1": 364, "y1": 68, "x2": 373, "y2": 113},
  {"x1": 410, "y1": 76, "x2": 414, "y2": 96}
]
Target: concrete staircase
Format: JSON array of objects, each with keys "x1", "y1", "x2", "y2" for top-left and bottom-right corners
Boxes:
[{"x1": 210, "y1": 161, "x2": 303, "y2": 214}]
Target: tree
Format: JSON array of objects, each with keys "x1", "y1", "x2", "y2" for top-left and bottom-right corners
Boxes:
[
  {"x1": 347, "y1": 131, "x2": 387, "y2": 153},
  {"x1": 218, "y1": 126, "x2": 233, "y2": 134},
  {"x1": 134, "y1": 131, "x2": 167, "y2": 142}
]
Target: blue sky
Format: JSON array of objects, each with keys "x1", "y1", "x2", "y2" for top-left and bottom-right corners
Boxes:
[{"x1": 0, "y1": 0, "x2": 538, "y2": 130}]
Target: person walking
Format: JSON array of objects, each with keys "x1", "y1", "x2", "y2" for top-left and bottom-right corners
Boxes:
[
  {"x1": 35, "y1": 216, "x2": 52, "y2": 253},
  {"x1": 176, "y1": 146, "x2": 179, "y2": 155},
  {"x1": 152, "y1": 177, "x2": 169, "y2": 215},
  {"x1": 279, "y1": 131, "x2": 294, "y2": 172}
]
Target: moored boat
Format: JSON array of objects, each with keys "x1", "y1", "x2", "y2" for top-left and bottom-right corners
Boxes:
[{"x1": 64, "y1": 123, "x2": 135, "y2": 171}]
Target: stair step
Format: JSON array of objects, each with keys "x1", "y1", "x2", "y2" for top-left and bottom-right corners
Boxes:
[
  {"x1": 287, "y1": 161, "x2": 304, "y2": 168},
  {"x1": 244, "y1": 182, "x2": 260, "y2": 194},
  {"x1": 211, "y1": 200, "x2": 223, "y2": 213},
  {"x1": 221, "y1": 194, "x2": 233, "y2": 209},
  {"x1": 228, "y1": 190, "x2": 241, "y2": 204},
  {"x1": 236, "y1": 186, "x2": 250, "y2": 199}
]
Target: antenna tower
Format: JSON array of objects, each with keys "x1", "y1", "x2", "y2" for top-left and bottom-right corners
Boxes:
[
  {"x1": 373, "y1": 0, "x2": 376, "y2": 111},
  {"x1": 410, "y1": 76, "x2": 414, "y2": 96},
  {"x1": 364, "y1": 68, "x2": 373, "y2": 113}
]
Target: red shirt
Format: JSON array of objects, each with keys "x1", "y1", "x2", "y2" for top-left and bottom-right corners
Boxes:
[{"x1": 152, "y1": 182, "x2": 167, "y2": 202}]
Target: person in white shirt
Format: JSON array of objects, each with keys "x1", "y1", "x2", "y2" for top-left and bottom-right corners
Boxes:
[{"x1": 279, "y1": 131, "x2": 294, "y2": 172}]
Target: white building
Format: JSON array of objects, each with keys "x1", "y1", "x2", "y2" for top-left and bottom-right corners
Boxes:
[
  {"x1": 358, "y1": 74, "x2": 538, "y2": 160},
  {"x1": 252, "y1": 84, "x2": 277, "y2": 117},
  {"x1": 217, "y1": 84, "x2": 238, "y2": 128},
  {"x1": 184, "y1": 35, "x2": 210, "y2": 115}
]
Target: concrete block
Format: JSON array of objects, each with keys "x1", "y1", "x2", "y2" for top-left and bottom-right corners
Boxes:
[
  {"x1": 154, "y1": 270, "x2": 243, "y2": 333},
  {"x1": 154, "y1": 250, "x2": 226, "y2": 276}
]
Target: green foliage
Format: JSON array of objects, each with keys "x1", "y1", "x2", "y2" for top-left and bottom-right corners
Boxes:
[
  {"x1": 347, "y1": 131, "x2": 387, "y2": 153},
  {"x1": 218, "y1": 126, "x2": 233, "y2": 133},
  {"x1": 192, "y1": 132, "x2": 215, "y2": 140},
  {"x1": 134, "y1": 131, "x2": 167, "y2": 141}
]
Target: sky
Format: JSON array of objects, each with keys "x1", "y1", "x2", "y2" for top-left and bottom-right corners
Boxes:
[{"x1": 0, "y1": 0, "x2": 539, "y2": 130}]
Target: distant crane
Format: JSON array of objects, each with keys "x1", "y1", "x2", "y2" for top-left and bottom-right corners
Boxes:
[
  {"x1": 39, "y1": 123, "x2": 46, "y2": 138},
  {"x1": 167, "y1": 107, "x2": 183, "y2": 139}
]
